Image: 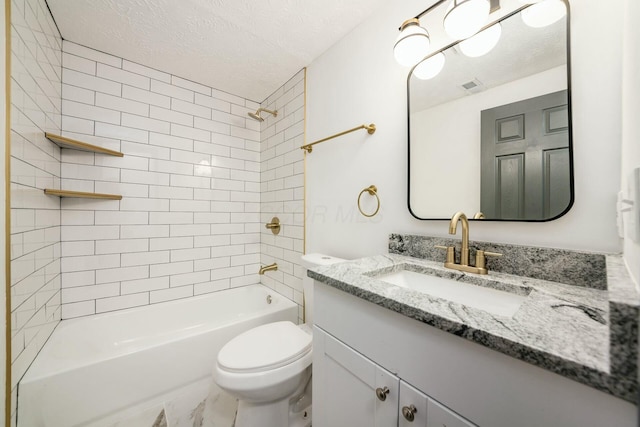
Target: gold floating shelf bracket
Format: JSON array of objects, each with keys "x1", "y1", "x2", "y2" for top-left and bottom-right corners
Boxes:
[
  {"x1": 45, "y1": 133, "x2": 124, "y2": 157},
  {"x1": 300, "y1": 123, "x2": 376, "y2": 154},
  {"x1": 44, "y1": 189, "x2": 123, "y2": 200}
]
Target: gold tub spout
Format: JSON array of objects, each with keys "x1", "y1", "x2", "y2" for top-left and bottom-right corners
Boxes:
[{"x1": 259, "y1": 263, "x2": 278, "y2": 275}]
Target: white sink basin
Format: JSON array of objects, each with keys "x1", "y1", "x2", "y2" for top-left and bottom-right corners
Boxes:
[{"x1": 377, "y1": 270, "x2": 528, "y2": 317}]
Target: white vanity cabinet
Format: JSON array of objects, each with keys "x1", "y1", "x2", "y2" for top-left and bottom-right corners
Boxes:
[
  {"x1": 399, "y1": 381, "x2": 475, "y2": 427},
  {"x1": 314, "y1": 326, "x2": 476, "y2": 427},
  {"x1": 312, "y1": 281, "x2": 637, "y2": 427},
  {"x1": 313, "y1": 326, "x2": 399, "y2": 427}
]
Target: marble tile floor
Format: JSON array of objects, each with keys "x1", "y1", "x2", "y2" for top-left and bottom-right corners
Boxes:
[{"x1": 90, "y1": 379, "x2": 238, "y2": 427}]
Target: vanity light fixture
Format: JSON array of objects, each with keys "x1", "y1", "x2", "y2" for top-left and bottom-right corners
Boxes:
[
  {"x1": 521, "y1": 0, "x2": 566, "y2": 28},
  {"x1": 395, "y1": 0, "x2": 500, "y2": 67},
  {"x1": 413, "y1": 52, "x2": 446, "y2": 80},
  {"x1": 443, "y1": 0, "x2": 491, "y2": 40},
  {"x1": 394, "y1": 18, "x2": 431, "y2": 67},
  {"x1": 459, "y1": 22, "x2": 502, "y2": 57}
]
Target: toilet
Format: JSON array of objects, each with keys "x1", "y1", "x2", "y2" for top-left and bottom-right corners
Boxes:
[{"x1": 213, "y1": 253, "x2": 345, "y2": 427}]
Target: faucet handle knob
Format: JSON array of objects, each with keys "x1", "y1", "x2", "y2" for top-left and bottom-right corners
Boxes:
[
  {"x1": 484, "y1": 251, "x2": 502, "y2": 258},
  {"x1": 434, "y1": 245, "x2": 455, "y2": 264},
  {"x1": 475, "y1": 250, "x2": 502, "y2": 270}
]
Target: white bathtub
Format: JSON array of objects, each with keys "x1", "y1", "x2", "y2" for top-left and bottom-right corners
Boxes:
[{"x1": 18, "y1": 285, "x2": 298, "y2": 427}]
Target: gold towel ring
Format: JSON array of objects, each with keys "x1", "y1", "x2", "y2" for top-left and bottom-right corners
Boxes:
[{"x1": 358, "y1": 185, "x2": 380, "y2": 218}]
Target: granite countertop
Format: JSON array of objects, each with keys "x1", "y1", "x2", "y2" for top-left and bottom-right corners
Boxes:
[{"x1": 308, "y1": 253, "x2": 638, "y2": 402}]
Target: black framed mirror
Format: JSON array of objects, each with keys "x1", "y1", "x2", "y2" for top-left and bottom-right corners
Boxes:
[{"x1": 408, "y1": 0, "x2": 573, "y2": 221}]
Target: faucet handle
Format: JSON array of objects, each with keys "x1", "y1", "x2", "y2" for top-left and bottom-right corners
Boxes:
[
  {"x1": 484, "y1": 251, "x2": 502, "y2": 258},
  {"x1": 435, "y1": 245, "x2": 455, "y2": 264},
  {"x1": 475, "y1": 250, "x2": 502, "y2": 270}
]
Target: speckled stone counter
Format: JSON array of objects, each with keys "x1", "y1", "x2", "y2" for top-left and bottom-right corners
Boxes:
[{"x1": 308, "y1": 252, "x2": 639, "y2": 403}]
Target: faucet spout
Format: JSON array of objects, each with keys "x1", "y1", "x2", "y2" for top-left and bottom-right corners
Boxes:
[
  {"x1": 449, "y1": 211, "x2": 469, "y2": 266},
  {"x1": 259, "y1": 263, "x2": 278, "y2": 275},
  {"x1": 436, "y1": 211, "x2": 502, "y2": 275}
]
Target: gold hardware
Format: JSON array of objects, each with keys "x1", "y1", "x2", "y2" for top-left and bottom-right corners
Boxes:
[
  {"x1": 357, "y1": 185, "x2": 380, "y2": 217},
  {"x1": 400, "y1": 18, "x2": 421, "y2": 31},
  {"x1": 44, "y1": 189, "x2": 123, "y2": 200},
  {"x1": 4, "y1": 0, "x2": 12, "y2": 421},
  {"x1": 440, "y1": 211, "x2": 503, "y2": 275},
  {"x1": 449, "y1": 211, "x2": 470, "y2": 266},
  {"x1": 259, "y1": 263, "x2": 278, "y2": 275},
  {"x1": 435, "y1": 245, "x2": 455, "y2": 264},
  {"x1": 45, "y1": 133, "x2": 124, "y2": 157},
  {"x1": 300, "y1": 123, "x2": 376, "y2": 153},
  {"x1": 265, "y1": 217, "x2": 281, "y2": 235},
  {"x1": 475, "y1": 250, "x2": 503, "y2": 270},
  {"x1": 473, "y1": 211, "x2": 485, "y2": 219},
  {"x1": 248, "y1": 107, "x2": 277, "y2": 122},
  {"x1": 375, "y1": 386, "x2": 390, "y2": 401},
  {"x1": 303, "y1": 67, "x2": 307, "y2": 257}
]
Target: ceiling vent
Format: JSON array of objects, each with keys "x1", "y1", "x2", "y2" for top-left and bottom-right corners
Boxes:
[{"x1": 460, "y1": 78, "x2": 485, "y2": 94}]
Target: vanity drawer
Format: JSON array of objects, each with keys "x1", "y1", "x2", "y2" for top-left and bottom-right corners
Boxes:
[{"x1": 427, "y1": 398, "x2": 476, "y2": 427}]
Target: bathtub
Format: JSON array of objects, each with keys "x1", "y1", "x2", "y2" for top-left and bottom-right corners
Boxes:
[{"x1": 18, "y1": 284, "x2": 298, "y2": 427}]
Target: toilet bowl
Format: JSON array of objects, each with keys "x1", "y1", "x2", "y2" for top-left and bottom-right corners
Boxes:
[{"x1": 213, "y1": 253, "x2": 345, "y2": 427}]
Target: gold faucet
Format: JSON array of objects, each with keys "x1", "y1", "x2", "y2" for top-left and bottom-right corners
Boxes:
[
  {"x1": 259, "y1": 263, "x2": 278, "y2": 275},
  {"x1": 435, "y1": 211, "x2": 502, "y2": 275},
  {"x1": 449, "y1": 211, "x2": 470, "y2": 266}
]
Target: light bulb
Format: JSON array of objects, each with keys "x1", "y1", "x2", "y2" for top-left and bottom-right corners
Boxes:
[
  {"x1": 394, "y1": 18, "x2": 431, "y2": 67},
  {"x1": 413, "y1": 53, "x2": 446, "y2": 80},
  {"x1": 443, "y1": 0, "x2": 490, "y2": 41},
  {"x1": 459, "y1": 23, "x2": 502, "y2": 57},
  {"x1": 522, "y1": 0, "x2": 566, "y2": 28}
]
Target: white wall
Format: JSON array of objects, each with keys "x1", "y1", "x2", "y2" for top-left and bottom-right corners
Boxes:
[
  {"x1": 59, "y1": 41, "x2": 266, "y2": 318},
  {"x1": 9, "y1": 0, "x2": 62, "y2": 424},
  {"x1": 622, "y1": 0, "x2": 640, "y2": 286},
  {"x1": 306, "y1": 0, "x2": 623, "y2": 259},
  {"x1": 259, "y1": 70, "x2": 306, "y2": 322}
]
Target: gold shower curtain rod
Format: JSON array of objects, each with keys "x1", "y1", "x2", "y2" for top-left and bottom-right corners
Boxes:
[{"x1": 300, "y1": 123, "x2": 376, "y2": 153}]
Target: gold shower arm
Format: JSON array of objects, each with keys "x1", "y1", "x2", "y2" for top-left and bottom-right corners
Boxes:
[{"x1": 300, "y1": 123, "x2": 376, "y2": 153}]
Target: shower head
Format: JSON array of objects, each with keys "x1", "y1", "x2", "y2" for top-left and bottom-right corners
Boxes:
[
  {"x1": 248, "y1": 112, "x2": 264, "y2": 122},
  {"x1": 247, "y1": 108, "x2": 278, "y2": 122}
]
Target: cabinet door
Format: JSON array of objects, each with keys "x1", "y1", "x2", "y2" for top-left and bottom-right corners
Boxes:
[
  {"x1": 313, "y1": 326, "x2": 399, "y2": 427},
  {"x1": 399, "y1": 381, "x2": 429, "y2": 427},
  {"x1": 427, "y1": 398, "x2": 476, "y2": 427}
]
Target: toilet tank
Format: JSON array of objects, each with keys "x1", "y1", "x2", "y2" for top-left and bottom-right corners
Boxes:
[{"x1": 300, "y1": 254, "x2": 346, "y2": 326}]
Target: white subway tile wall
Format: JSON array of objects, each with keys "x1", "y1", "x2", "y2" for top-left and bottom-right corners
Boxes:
[
  {"x1": 10, "y1": 0, "x2": 63, "y2": 420},
  {"x1": 9, "y1": 5, "x2": 307, "y2": 420},
  {"x1": 259, "y1": 70, "x2": 306, "y2": 322},
  {"x1": 59, "y1": 41, "x2": 274, "y2": 316}
]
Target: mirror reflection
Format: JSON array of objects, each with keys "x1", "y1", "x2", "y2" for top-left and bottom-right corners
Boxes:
[{"x1": 408, "y1": 2, "x2": 572, "y2": 221}]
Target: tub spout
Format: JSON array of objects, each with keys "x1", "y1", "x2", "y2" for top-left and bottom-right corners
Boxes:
[{"x1": 259, "y1": 263, "x2": 278, "y2": 275}]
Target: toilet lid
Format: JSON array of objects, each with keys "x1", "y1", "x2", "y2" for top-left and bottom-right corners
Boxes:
[{"x1": 217, "y1": 321, "x2": 312, "y2": 373}]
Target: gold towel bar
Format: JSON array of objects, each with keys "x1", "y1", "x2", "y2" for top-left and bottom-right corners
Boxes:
[{"x1": 300, "y1": 123, "x2": 376, "y2": 153}]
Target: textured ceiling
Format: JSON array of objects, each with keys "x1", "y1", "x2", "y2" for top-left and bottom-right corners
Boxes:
[{"x1": 46, "y1": 0, "x2": 389, "y2": 102}]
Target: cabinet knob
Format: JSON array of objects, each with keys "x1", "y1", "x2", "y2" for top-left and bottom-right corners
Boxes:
[
  {"x1": 402, "y1": 404, "x2": 418, "y2": 422},
  {"x1": 375, "y1": 386, "x2": 390, "y2": 401}
]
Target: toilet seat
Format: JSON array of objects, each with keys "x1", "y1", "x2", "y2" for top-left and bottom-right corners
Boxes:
[{"x1": 217, "y1": 321, "x2": 312, "y2": 374}]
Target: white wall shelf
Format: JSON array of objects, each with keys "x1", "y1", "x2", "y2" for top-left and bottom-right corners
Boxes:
[{"x1": 45, "y1": 132, "x2": 124, "y2": 157}]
